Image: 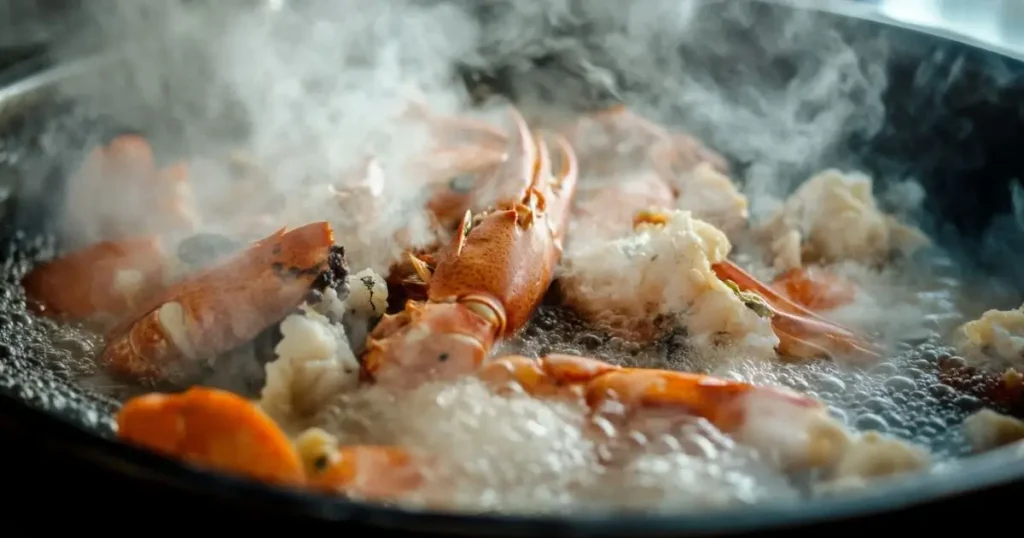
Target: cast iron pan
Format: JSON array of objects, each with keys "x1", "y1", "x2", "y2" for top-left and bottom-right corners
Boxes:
[{"x1": 2, "y1": 2, "x2": 1024, "y2": 534}]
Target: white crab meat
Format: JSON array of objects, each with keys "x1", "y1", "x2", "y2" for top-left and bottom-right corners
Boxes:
[
  {"x1": 671, "y1": 162, "x2": 749, "y2": 236},
  {"x1": 339, "y1": 268, "x2": 390, "y2": 354},
  {"x1": 830, "y1": 431, "x2": 931, "y2": 480},
  {"x1": 559, "y1": 209, "x2": 778, "y2": 358},
  {"x1": 956, "y1": 305, "x2": 1024, "y2": 368},
  {"x1": 260, "y1": 267, "x2": 389, "y2": 431},
  {"x1": 760, "y1": 169, "x2": 930, "y2": 271},
  {"x1": 260, "y1": 305, "x2": 361, "y2": 434},
  {"x1": 963, "y1": 408, "x2": 1024, "y2": 452},
  {"x1": 812, "y1": 432, "x2": 932, "y2": 495}
]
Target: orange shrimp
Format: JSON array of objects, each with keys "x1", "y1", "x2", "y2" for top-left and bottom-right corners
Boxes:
[
  {"x1": 21, "y1": 236, "x2": 167, "y2": 322},
  {"x1": 64, "y1": 134, "x2": 197, "y2": 244}
]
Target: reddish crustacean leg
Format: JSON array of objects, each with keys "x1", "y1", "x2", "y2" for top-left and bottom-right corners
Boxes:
[
  {"x1": 476, "y1": 354, "x2": 847, "y2": 469},
  {"x1": 66, "y1": 134, "x2": 198, "y2": 242},
  {"x1": 101, "y1": 221, "x2": 346, "y2": 384},
  {"x1": 772, "y1": 266, "x2": 857, "y2": 312},
  {"x1": 21, "y1": 236, "x2": 167, "y2": 322},
  {"x1": 361, "y1": 107, "x2": 580, "y2": 388},
  {"x1": 711, "y1": 260, "x2": 881, "y2": 361},
  {"x1": 117, "y1": 387, "x2": 428, "y2": 499},
  {"x1": 477, "y1": 354, "x2": 821, "y2": 430}
]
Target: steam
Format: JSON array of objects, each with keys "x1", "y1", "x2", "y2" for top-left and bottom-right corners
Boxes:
[
  {"x1": 45, "y1": 0, "x2": 892, "y2": 267},
  {"x1": 28, "y1": 2, "x2": 1014, "y2": 509}
]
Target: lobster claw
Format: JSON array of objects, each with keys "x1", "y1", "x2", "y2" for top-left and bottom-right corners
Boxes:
[
  {"x1": 362, "y1": 109, "x2": 580, "y2": 389},
  {"x1": 101, "y1": 222, "x2": 346, "y2": 384}
]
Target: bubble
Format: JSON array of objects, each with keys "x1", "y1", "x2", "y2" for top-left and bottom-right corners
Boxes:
[
  {"x1": 854, "y1": 413, "x2": 889, "y2": 432},
  {"x1": 884, "y1": 376, "x2": 917, "y2": 392}
]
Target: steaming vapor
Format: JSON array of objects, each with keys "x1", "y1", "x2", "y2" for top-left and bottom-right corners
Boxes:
[{"x1": 51, "y1": 0, "x2": 891, "y2": 271}]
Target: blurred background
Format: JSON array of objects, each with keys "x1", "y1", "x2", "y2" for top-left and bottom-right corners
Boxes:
[{"x1": 2, "y1": 0, "x2": 1024, "y2": 62}]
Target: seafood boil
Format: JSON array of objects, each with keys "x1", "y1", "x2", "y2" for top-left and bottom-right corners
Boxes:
[{"x1": 16, "y1": 100, "x2": 1024, "y2": 513}]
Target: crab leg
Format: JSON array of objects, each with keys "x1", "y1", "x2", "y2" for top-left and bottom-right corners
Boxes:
[
  {"x1": 477, "y1": 354, "x2": 850, "y2": 469},
  {"x1": 362, "y1": 108, "x2": 579, "y2": 388},
  {"x1": 711, "y1": 260, "x2": 881, "y2": 360},
  {"x1": 101, "y1": 222, "x2": 347, "y2": 384}
]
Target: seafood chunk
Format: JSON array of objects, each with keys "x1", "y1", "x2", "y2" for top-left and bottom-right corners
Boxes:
[
  {"x1": 339, "y1": 267, "x2": 389, "y2": 352},
  {"x1": 63, "y1": 134, "x2": 198, "y2": 249},
  {"x1": 559, "y1": 209, "x2": 779, "y2": 356},
  {"x1": 477, "y1": 354, "x2": 851, "y2": 470},
  {"x1": 815, "y1": 432, "x2": 931, "y2": 494},
  {"x1": 22, "y1": 236, "x2": 167, "y2": 323},
  {"x1": 668, "y1": 162, "x2": 748, "y2": 235},
  {"x1": 296, "y1": 428, "x2": 426, "y2": 500},
  {"x1": 101, "y1": 222, "x2": 347, "y2": 384},
  {"x1": 760, "y1": 170, "x2": 930, "y2": 271},
  {"x1": 567, "y1": 106, "x2": 747, "y2": 235},
  {"x1": 260, "y1": 266, "x2": 387, "y2": 431},
  {"x1": 829, "y1": 432, "x2": 931, "y2": 480},
  {"x1": 772, "y1": 266, "x2": 857, "y2": 311},
  {"x1": 956, "y1": 304, "x2": 1024, "y2": 368},
  {"x1": 260, "y1": 305, "x2": 361, "y2": 433},
  {"x1": 963, "y1": 408, "x2": 1024, "y2": 452},
  {"x1": 712, "y1": 260, "x2": 881, "y2": 361},
  {"x1": 363, "y1": 108, "x2": 579, "y2": 388},
  {"x1": 118, "y1": 387, "x2": 426, "y2": 499},
  {"x1": 116, "y1": 386, "x2": 306, "y2": 486}
]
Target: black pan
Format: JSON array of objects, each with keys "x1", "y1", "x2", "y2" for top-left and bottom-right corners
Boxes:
[{"x1": 3, "y1": 1, "x2": 1024, "y2": 534}]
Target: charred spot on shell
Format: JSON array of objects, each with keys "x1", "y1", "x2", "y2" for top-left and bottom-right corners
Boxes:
[
  {"x1": 306, "y1": 288, "x2": 324, "y2": 305},
  {"x1": 307, "y1": 244, "x2": 351, "y2": 299},
  {"x1": 177, "y1": 233, "x2": 242, "y2": 269},
  {"x1": 252, "y1": 323, "x2": 284, "y2": 366}
]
